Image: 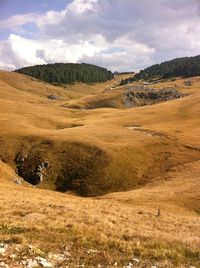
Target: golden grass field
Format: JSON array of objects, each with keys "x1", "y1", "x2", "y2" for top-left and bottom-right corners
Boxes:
[{"x1": 0, "y1": 71, "x2": 200, "y2": 267}]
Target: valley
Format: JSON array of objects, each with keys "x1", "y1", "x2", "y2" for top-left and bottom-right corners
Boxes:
[{"x1": 0, "y1": 71, "x2": 200, "y2": 267}]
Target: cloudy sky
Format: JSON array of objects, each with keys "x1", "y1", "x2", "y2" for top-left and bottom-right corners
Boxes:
[{"x1": 0, "y1": 0, "x2": 200, "y2": 72}]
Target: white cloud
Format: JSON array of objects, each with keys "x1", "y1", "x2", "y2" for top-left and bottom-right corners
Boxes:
[
  {"x1": 68, "y1": 0, "x2": 98, "y2": 14},
  {"x1": 0, "y1": 61, "x2": 15, "y2": 71},
  {"x1": 9, "y1": 34, "x2": 45, "y2": 66},
  {"x1": 82, "y1": 35, "x2": 155, "y2": 71},
  {"x1": 37, "y1": 10, "x2": 67, "y2": 28},
  {"x1": 38, "y1": 38, "x2": 102, "y2": 63},
  {"x1": 0, "y1": 13, "x2": 39, "y2": 31},
  {"x1": 0, "y1": 33, "x2": 106, "y2": 69},
  {"x1": 1, "y1": 0, "x2": 200, "y2": 71}
]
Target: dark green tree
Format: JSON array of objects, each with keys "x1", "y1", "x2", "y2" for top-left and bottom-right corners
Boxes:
[{"x1": 15, "y1": 63, "x2": 114, "y2": 85}]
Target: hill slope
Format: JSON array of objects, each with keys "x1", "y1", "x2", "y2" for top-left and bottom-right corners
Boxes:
[
  {"x1": 15, "y1": 63, "x2": 114, "y2": 84},
  {"x1": 0, "y1": 71, "x2": 200, "y2": 266},
  {"x1": 122, "y1": 55, "x2": 200, "y2": 84},
  {"x1": 0, "y1": 71, "x2": 200, "y2": 196}
]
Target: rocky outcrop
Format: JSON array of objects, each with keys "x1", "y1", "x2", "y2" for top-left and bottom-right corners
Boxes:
[
  {"x1": 15, "y1": 154, "x2": 49, "y2": 185},
  {"x1": 47, "y1": 95, "x2": 61, "y2": 100},
  {"x1": 123, "y1": 86, "x2": 185, "y2": 108},
  {"x1": 12, "y1": 141, "x2": 110, "y2": 196}
]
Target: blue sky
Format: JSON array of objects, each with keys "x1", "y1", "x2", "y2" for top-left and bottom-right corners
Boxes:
[
  {"x1": 0, "y1": 0, "x2": 200, "y2": 71},
  {"x1": 0, "y1": 0, "x2": 68, "y2": 19}
]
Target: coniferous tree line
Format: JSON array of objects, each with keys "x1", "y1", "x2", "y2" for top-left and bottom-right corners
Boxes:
[
  {"x1": 120, "y1": 55, "x2": 200, "y2": 85},
  {"x1": 114, "y1": 71, "x2": 134, "y2": 75},
  {"x1": 120, "y1": 76, "x2": 135, "y2": 85},
  {"x1": 15, "y1": 63, "x2": 114, "y2": 84}
]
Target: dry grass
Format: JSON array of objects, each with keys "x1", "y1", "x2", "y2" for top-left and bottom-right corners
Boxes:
[
  {"x1": 0, "y1": 72, "x2": 200, "y2": 266},
  {"x1": 0, "y1": 164, "x2": 199, "y2": 267}
]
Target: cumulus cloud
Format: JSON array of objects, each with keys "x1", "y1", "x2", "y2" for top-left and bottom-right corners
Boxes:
[
  {"x1": 68, "y1": 0, "x2": 98, "y2": 14},
  {"x1": 0, "y1": 0, "x2": 200, "y2": 71},
  {"x1": 1, "y1": 33, "x2": 103, "y2": 69}
]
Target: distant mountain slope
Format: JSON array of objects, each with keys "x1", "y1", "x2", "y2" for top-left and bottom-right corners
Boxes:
[
  {"x1": 15, "y1": 63, "x2": 114, "y2": 84},
  {"x1": 121, "y1": 55, "x2": 200, "y2": 84}
]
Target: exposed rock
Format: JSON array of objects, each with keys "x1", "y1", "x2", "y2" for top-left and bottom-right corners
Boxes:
[
  {"x1": 127, "y1": 125, "x2": 141, "y2": 130},
  {"x1": 48, "y1": 253, "x2": 66, "y2": 263},
  {"x1": 35, "y1": 172, "x2": 43, "y2": 183},
  {"x1": 25, "y1": 259, "x2": 38, "y2": 268},
  {"x1": 35, "y1": 257, "x2": 53, "y2": 267},
  {"x1": 15, "y1": 155, "x2": 49, "y2": 185},
  {"x1": 34, "y1": 161, "x2": 50, "y2": 183},
  {"x1": 15, "y1": 245, "x2": 21, "y2": 252},
  {"x1": 127, "y1": 125, "x2": 168, "y2": 140},
  {"x1": 86, "y1": 249, "x2": 98, "y2": 254},
  {"x1": 132, "y1": 258, "x2": 140, "y2": 263},
  {"x1": 0, "y1": 244, "x2": 8, "y2": 256},
  {"x1": 123, "y1": 86, "x2": 185, "y2": 108},
  {"x1": 0, "y1": 262, "x2": 8, "y2": 268},
  {"x1": 124, "y1": 263, "x2": 133, "y2": 268},
  {"x1": 9, "y1": 254, "x2": 17, "y2": 259},
  {"x1": 15, "y1": 154, "x2": 27, "y2": 163},
  {"x1": 14, "y1": 178, "x2": 21, "y2": 184},
  {"x1": 47, "y1": 95, "x2": 61, "y2": 100}
]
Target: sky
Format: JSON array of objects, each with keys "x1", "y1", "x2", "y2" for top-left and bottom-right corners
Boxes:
[{"x1": 0, "y1": 0, "x2": 200, "y2": 72}]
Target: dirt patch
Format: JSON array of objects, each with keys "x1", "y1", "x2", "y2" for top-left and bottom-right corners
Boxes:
[{"x1": 127, "y1": 125, "x2": 168, "y2": 139}]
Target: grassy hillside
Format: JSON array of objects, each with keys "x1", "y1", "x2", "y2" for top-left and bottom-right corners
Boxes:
[
  {"x1": 121, "y1": 55, "x2": 200, "y2": 84},
  {"x1": 0, "y1": 71, "x2": 200, "y2": 266},
  {"x1": 0, "y1": 158, "x2": 200, "y2": 267},
  {"x1": 0, "y1": 71, "x2": 200, "y2": 196},
  {"x1": 15, "y1": 63, "x2": 114, "y2": 85}
]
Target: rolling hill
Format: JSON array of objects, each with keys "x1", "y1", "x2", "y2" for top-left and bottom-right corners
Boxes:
[
  {"x1": 0, "y1": 70, "x2": 200, "y2": 267},
  {"x1": 15, "y1": 63, "x2": 114, "y2": 84},
  {"x1": 121, "y1": 55, "x2": 200, "y2": 84}
]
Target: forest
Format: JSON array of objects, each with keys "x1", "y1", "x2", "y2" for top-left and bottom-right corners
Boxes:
[
  {"x1": 15, "y1": 63, "x2": 114, "y2": 84},
  {"x1": 120, "y1": 55, "x2": 200, "y2": 84}
]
